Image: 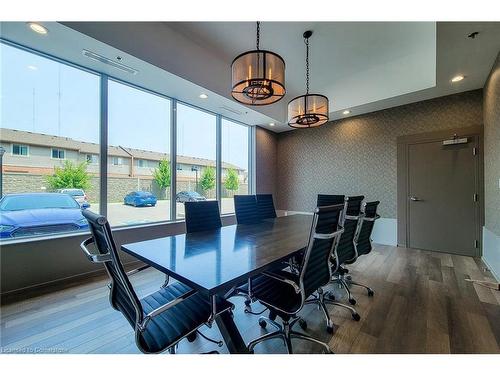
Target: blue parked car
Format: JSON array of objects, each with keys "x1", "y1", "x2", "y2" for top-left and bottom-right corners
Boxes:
[
  {"x1": 124, "y1": 191, "x2": 157, "y2": 207},
  {"x1": 0, "y1": 193, "x2": 89, "y2": 239}
]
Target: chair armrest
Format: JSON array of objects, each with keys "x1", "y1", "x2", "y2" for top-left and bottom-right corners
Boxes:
[
  {"x1": 80, "y1": 237, "x2": 111, "y2": 263},
  {"x1": 314, "y1": 228, "x2": 344, "y2": 240},
  {"x1": 345, "y1": 214, "x2": 361, "y2": 220},
  {"x1": 363, "y1": 214, "x2": 381, "y2": 222},
  {"x1": 126, "y1": 264, "x2": 151, "y2": 276},
  {"x1": 139, "y1": 289, "x2": 197, "y2": 331},
  {"x1": 262, "y1": 271, "x2": 301, "y2": 294}
]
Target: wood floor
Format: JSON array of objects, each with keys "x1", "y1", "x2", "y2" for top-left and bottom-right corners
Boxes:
[{"x1": 1, "y1": 245, "x2": 499, "y2": 354}]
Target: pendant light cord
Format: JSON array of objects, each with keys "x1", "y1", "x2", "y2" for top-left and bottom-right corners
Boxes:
[
  {"x1": 256, "y1": 21, "x2": 260, "y2": 50},
  {"x1": 305, "y1": 36, "x2": 310, "y2": 94}
]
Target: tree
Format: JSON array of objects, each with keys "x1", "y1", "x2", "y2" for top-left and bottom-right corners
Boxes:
[
  {"x1": 200, "y1": 167, "x2": 216, "y2": 192},
  {"x1": 46, "y1": 160, "x2": 91, "y2": 190},
  {"x1": 224, "y1": 169, "x2": 239, "y2": 192},
  {"x1": 153, "y1": 159, "x2": 171, "y2": 189},
  {"x1": 153, "y1": 159, "x2": 171, "y2": 199}
]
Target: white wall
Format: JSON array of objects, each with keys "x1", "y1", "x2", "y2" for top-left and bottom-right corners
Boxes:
[{"x1": 483, "y1": 226, "x2": 500, "y2": 281}]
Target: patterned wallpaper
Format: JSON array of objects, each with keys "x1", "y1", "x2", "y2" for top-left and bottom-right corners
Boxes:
[
  {"x1": 484, "y1": 52, "x2": 500, "y2": 236},
  {"x1": 276, "y1": 90, "x2": 483, "y2": 218},
  {"x1": 255, "y1": 126, "x2": 278, "y2": 196}
]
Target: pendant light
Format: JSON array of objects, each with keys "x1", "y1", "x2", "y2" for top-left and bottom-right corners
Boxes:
[
  {"x1": 288, "y1": 31, "x2": 329, "y2": 128},
  {"x1": 231, "y1": 22, "x2": 286, "y2": 106}
]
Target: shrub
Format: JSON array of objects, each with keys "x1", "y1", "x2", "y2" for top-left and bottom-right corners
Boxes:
[
  {"x1": 46, "y1": 161, "x2": 91, "y2": 190},
  {"x1": 200, "y1": 167, "x2": 216, "y2": 192}
]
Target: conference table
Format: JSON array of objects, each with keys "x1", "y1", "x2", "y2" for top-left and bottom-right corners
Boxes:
[{"x1": 121, "y1": 213, "x2": 312, "y2": 354}]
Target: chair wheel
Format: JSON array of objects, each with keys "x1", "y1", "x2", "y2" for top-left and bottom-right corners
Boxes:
[
  {"x1": 258, "y1": 319, "x2": 267, "y2": 328},
  {"x1": 368, "y1": 289, "x2": 374, "y2": 297},
  {"x1": 244, "y1": 299, "x2": 251, "y2": 306},
  {"x1": 298, "y1": 319, "x2": 307, "y2": 330},
  {"x1": 352, "y1": 313, "x2": 361, "y2": 321},
  {"x1": 326, "y1": 293, "x2": 335, "y2": 301},
  {"x1": 349, "y1": 298, "x2": 356, "y2": 305},
  {"x1": 187, "y1": 332, "x2": 197, "y2": 342},
  {"x1": 268, "y1": 311, "x2": 277, "y2": 321},
  {"x1": 326, "y1": 326, "x2": 334, "y2": 334}
]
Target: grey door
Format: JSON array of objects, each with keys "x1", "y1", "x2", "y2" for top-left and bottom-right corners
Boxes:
[{"x1": 407, "y1": 137, "x2": 479, "y2": 256}]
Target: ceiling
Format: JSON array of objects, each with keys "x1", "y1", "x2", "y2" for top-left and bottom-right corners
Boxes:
[
  {"x1": 0, "y1": 22, "x2": 277, "y2": 126},
  {"x1": 173, "y1": 22, "x2": 437, "y2": 118},
  {"x1": 2, "y1": 21, "x2": 500, "y2": 133}
]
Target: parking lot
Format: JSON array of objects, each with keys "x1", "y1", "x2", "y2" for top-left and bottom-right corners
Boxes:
[{"x1": 88, "y1": 199, "x2": 236, "y2": 227}]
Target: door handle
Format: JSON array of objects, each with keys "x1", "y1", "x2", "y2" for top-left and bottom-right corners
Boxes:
[{"x1": 409, "y1": 196, "x2": 421, "y2": 201}]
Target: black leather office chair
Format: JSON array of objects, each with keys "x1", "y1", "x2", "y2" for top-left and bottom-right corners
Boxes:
[
  {"x1": 185, "y1": 200, "x2": 222, "y2": 233},
  {"x1": 327, "y1": 196, "x2": 365, "y2": 307},
  {"x1": 79, "y1": 209, "x2": 232, "y2": 354},
  {"x1": 247, "y1": 204, "x2": 345, "y2": 354},
  {"x1": 317, "y1": 194, "x2": 345, "y2": 207},
  {"x1": 256, "y1": 194, "x2": 277, "y2": 219},
  {"x1": 304, "y1": 196, "x2": 364, "y2": 332},
  {"x1": 234, "y1": 195, "x2": 261, "y2": 224},
  {"x1": 342, "y1": 201, "x2": 381, "y2": 296}
]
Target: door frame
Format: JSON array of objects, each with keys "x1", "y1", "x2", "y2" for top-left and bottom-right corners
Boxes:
[{"x1": 396, "y1": 125, "x2": 484, "y2": 256}]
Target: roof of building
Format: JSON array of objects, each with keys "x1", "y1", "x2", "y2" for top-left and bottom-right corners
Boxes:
[{"x1": 0, "y1": 128, "x2": 243, "y2": 171}]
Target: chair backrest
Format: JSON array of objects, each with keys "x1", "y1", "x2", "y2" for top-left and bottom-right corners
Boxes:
[
  {"x1": 184, "y1": 200, "x2": 222, "y2": 233},
  {"x1": 317, "y1": 194, "x2": 345, "y2": 207},
  {"x1": 81, "y1": 209, "x2": 142, "y2": 328},
  {"x1": 256, "y1": 194, "x2": 277, "y2": 219},
  {"x1": 355, "y1": 201, "x2": 380, "y2": 256},
  {"x1": 234, "y1": 195, "x2": 261, "y2": 224},
  {"x1": 300, "y1": 204, "x2": 344, "y2": 298},
  {"x1": 334, "y1": 195, "x2": 365, "y2": 267}
]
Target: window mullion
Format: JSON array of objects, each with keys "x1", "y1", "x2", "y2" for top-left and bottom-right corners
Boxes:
[
  {"x1": 99, "y1": 74, "x2": 108, "y2": 217},
  {"x1": 216, "y1": 114, "x2": 222, "y2": 210},
  {"x1": 170, "y1": 99, "x2": 177, "y2": 220}
]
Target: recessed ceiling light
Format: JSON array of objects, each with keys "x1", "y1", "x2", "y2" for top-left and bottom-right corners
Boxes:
[
  {"x1": 451, "y1": 75, "x2": 465, "y2": 83},
  {"x1": 343, "y1": 110, "x2": 351, "y2": 115},
  {"x1": 269, "y1": 122, "x2": 275, "y2": 127},
  {"x1": 27, "y1": 22, "x2": 48, "y2": 35},
  {"x1": 199, "y1": 93, "x2": 208, "y2": 99},
  {"x1": 27, "y1": 65, "x2": 38, "y2": 70}
]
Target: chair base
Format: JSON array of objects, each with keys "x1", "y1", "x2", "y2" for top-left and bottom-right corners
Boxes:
[
  {"x1": 345, "y1": 275, "x2": 375, "y2": 297},
  {"x1": 248, "y1": 316, "x2": 333, "y2": 354},
  {"x1": 332, "y1": 274, "x2": 375, "y2": 304},
  {"x1": 305, "y1": 288, "x2": 360, "y2": 333}
]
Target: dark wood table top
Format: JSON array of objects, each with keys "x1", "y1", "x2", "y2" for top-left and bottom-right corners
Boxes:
[{"x1": 121, "y1": 214, "x2": 312, "y2": 295}]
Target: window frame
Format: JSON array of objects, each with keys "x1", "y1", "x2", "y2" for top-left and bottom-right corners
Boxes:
[
  {"x1": 0, "y1": 39, "x2": 256, "y2": 241},
  {"x1": 11, "y1": 143, "x2": 29, "y2": 157},
  {"x1": 86, "y1": 154, "x2": 98, "y2": 164},
  {"x1": 51, "y1": 148, "x2": 66, "y2": 160}
]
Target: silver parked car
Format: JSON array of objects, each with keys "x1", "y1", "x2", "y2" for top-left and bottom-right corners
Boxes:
[{"x1": 56, "y1": 188, "x2": 90, "y2": 209}]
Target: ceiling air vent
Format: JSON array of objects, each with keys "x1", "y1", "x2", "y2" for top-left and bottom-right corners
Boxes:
[
  {"x1": 82, "y1": 49, "x2": 138, "y2": 75},
  {"x1": 219, "y1": 106, "x2": 244, "y2": 116}
]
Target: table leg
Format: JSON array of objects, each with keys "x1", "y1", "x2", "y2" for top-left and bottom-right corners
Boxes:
[{"x1": 215, "y1": 310, "x2": 250, "y2": 354}]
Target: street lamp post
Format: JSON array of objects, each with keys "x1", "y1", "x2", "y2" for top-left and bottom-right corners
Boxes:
[
  {"x1": 191, "y1": 166, "x2": 199, "y2": 192},
  {"x1": 0, "y1": 146, "x2": 5, "y2": 198}
]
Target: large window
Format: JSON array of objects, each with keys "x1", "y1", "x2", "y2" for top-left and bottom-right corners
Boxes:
[
  {"x1": 0, "y1": 41, "x2": 254, "y2": 241},
  {"x1": 176, "y1": 103, "x2": 217, "y2": 219},
  {"x1": 221, "y1": 119, "x2": 250, "y2": 214},
  {"x1": 107, "y1": 80, "x2": 171, "y2": 226},
  {"x1": 0, "y1": 42, "x2": 100, "y2": 240}
]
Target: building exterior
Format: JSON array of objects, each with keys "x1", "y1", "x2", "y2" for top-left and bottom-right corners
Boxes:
[{"x1": 0, "y1": 128, "x2": 248, "y2": 201}]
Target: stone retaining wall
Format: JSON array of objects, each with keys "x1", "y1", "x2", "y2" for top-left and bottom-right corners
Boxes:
[{"x1": 3, "y1": 173, "x2": 248, "y2": 203}]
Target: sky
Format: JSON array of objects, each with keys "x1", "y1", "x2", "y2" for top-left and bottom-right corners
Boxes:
[{"x1": 0, "y1": 42, "x2": 249, "y2": 170}]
